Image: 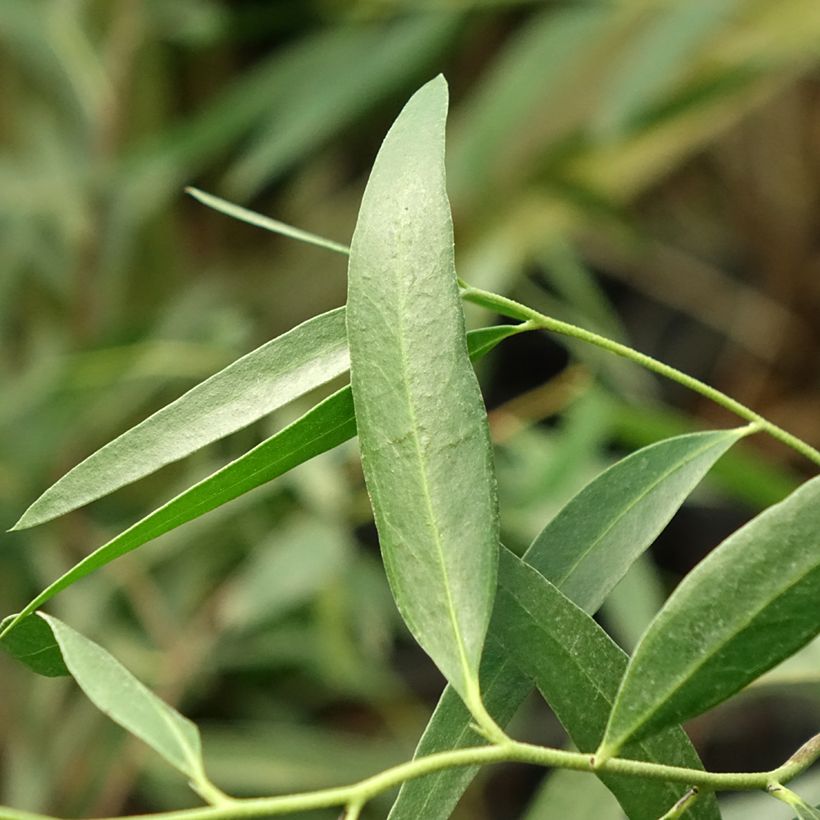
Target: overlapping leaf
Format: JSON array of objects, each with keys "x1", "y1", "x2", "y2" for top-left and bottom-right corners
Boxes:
[
  {"x1": 390, "y1": 428, "x2": 745, "y2": 819},
  {"x1": 0, "y1": 325, "x2": 521, "y2": 646},
  {"x1": 598, "y1": 473, "x2": 820, "y2": 761},
  {"x1": 346, "y1": 76, "x2": 499, "y2": 704},
  {"x1": 13, "y1": 307, "x2": 350, "y2": 530},
  {"x1": 5, "y1": 613, "x2": 206, "y2": 783}
]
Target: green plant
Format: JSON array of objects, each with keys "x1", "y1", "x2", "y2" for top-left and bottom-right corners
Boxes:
[{"x1": 1, "y1": 74, "x2": 819, "y2": 820}]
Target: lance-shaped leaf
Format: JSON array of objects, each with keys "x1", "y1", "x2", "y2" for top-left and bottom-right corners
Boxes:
[
  {"x1": 598, "y1": 473, "x2": 820, "y2": 762},
  {"x1": 13, "y1": 307, "x2": 350, "y2": 530},
  {"x1": 493, "y1": 548, "x2": 720, "y2": 820},
  {"x1": 346, "y1": 76, "x2": 499, "y2": 704},
  {"x1": 390, "y1": 428, "x2": 746, "y2": 820},
  {"x1": 13, "y1": 614, "x2": 207, "y2": 784},
  {"x1": 1, "y1": 325, "x2": 521, "y2": 646}
]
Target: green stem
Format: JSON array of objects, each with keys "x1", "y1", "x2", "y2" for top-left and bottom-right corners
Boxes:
[
  {"x1": 2, "y1": 737, "x2": 817, "y2": 820},
  {"x1": 460, "y1": 284, "x2": 820, "y2": 468},
  {"x1": 657, "y1": 786, "x2": 701, "y2": 819}
]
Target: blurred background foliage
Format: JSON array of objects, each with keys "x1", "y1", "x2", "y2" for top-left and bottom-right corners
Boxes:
[{"x1": 1, "y1": 0, "x2": 819, "y2": 817}]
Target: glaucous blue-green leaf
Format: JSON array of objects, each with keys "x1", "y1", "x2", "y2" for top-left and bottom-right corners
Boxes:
[
  {"x1": 26, "y1": 614, "x2": 205, "y2": 782},
  {"x1": 1, "y1": 325, "x2": 521, "y2": 646},
  {"x1": 390, "y1": 428, "x2": 744, "y2": 819},
  {"x1": 13, "y1": 307, "x2": 350, "y2": 530},
  {"x1": 598, "y1": 473, "x2": 820, "y2": 762},
  {"x1": 494, "y1": 548, "x2": 720, "y2": 820},
  {"x1": 346, "y1": 76, "x2": 499, "y2": 705}
]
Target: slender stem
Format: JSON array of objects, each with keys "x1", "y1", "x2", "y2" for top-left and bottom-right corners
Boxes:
[
  {"x1": 657, "y1": 787, "x2": 701, "y2": 819},
  {"x1": 460, "y1": 284, "x2": 820, "y2": 467},
  {"x1": 2, "y1": 737, "x2": 818, "y2": 820}
]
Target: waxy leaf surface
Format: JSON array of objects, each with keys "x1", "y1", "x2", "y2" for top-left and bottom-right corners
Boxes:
[
  {"x1": 390, "y1": 429, "x2": 743, "y2": 820},
  {"x1": 599, "y1": 473, "x2": 820, "y2": 760},
  {"x1": 14, "y1": 307, "x2": 350, "y2": 530},
  {"x1": 346, "y1": 76, "x2": 499, "y2": 701}
]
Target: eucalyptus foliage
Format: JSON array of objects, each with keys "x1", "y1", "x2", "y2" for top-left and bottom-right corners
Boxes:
[{"x1": 2, "y1": 76, "x2": 819, "y2": 820}]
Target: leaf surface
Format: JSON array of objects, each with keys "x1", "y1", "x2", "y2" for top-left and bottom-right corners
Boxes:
[
  {"x1": 494, "y1": 549, "x2": 720, "y2": 819},
  {"x1": 14, "y1": 307, "x2": 350, "y2": 530},
  {"x1": 390, "y1": 429, "x2": 744, "y2": 819},
  {"x1": 27, "y1": 614, "x2": 204, "y2": 781},
  {"x1": 346, "y1": 76, "x2": 499, "y2": 702},
  {"x1": 599, "y1": 473, "x2": 820, "y2": 760},
  {"x1": 2, "y1": 326, "x2": 519, "y2": 643}
]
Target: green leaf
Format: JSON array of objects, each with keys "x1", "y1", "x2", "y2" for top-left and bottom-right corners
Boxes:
[
  {"x1": 793, "y1": 803, "x2": 820, "y2": 820},
  {"x1": 13, "y1": 307, "x2": 350, "y2": 530},
  {"x1": 0, "y1": 613, "x2": 68, "y2": 677},
  {"x1": 494, "y1": 548, "x2": 720, "y2": 820},
  {"x1": 391, "y1": 429, "x2": 743, "y2": 820},
  {"x1": 26, "y1": 614, "x2": 205, "y2": 782},
  {"x1": 346, "y1": 76, "x2": 499, "y2": 704},
  {"x1": 598, "y1": 473, "x2": 820, "y2": 761},
  {"x1": 2, "y1": 325, "x2": 520, "y2": 643},
  {"x1": 525, "y1": 427, "x2": 750, "y2": 613},
  {"x1": 521, "y1": 768, "x2": 624, "y2": 820}
]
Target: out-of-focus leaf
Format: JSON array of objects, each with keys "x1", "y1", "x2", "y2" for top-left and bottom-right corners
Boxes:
[
  {"x1": 494, "y1": 548, "x2": 720, "y2": 820},
  {"x1": 521, "y1": 768, "x2": 624, "y2": 820},
  {"x1": 219, "y1": 519, "x2": 350, "y2": 630},
  {"x1": 598, "y1": 474, "x2": 820, "y2": 761},
  {"x1": 594, "y1": 0, "x2": 739, "y2": 138},
  {"x1": 391, "y1": 430, "x2": 741, "y2": 819},
  {"x1": 13, "y1": 307, "x2": 349, "y2": 530},
  {"x1": 346, "y1": 77, "x2": 499, "y2": 703},
  {"x1": 225, "y1": 13, "x2": 460, "y2": 198}
]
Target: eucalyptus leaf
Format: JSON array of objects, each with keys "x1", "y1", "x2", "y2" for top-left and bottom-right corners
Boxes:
[
  {"x1": 346, "y1": 76, "x2": 500, "y2": 704},
  {"x1": 598, "y1": 473, "x2": 820, "y2": 761},
  {"x1": 29, "y1": 613, "x2": 205, "y2": 782},
  {"x1": 391, "y1": 429, "x2": 744, "y2": 819},
  {"x1": 494, "y1": 548, "x2": 719, "y2": 820},
  {"x1": 13, "y1": 307, "x2": 350, "y2": 530},
  {"x1": 1, "y1": 325, "x2": 520, "y2": 644}
]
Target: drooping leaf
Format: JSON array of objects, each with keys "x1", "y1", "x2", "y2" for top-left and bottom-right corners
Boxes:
[
  {"x1": 13, "y1": 307, "x2": 350, "y2": 530},
  {"x1": 346, "y1": 76, "x2": 499, "y2": 704},
  {"x1": 598, "y1": 473, "x2": 820, "y2": 761},
  {"x1": 390, "y1": 429, "x2": 745, "y2": 820},
  {"x1": 27, "y1": 614, "x2": 205, "y2": 782},
  {"x1": 494, "y1": 549, "x2": 720, "y2": 820},
  {"x1": 2, "y1": 325, "x2": 521, "y2": 644},
  {"x1": 521, "y1": 768, "x2": 624, "y2": 820}
]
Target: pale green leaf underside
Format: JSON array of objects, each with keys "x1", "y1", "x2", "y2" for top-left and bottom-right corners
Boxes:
[
  {"x1": 14, "y1": 307, "x2": 350, "y2": 530},
  {"x1": 390, "y1": 429, "x2": 742, "y2": 820},
  {"x1": 38, "y1": 614, "x2": 204, "y2": 781},
  {"x1": 346, "y1": 75, "x2": 499, "y2": 701},
  {"x1": 600, "y1": 473, "x2": 820, "y2": 759},
  {"x1": 1, "y1": 325, "x2": 520, "y2": 646}
]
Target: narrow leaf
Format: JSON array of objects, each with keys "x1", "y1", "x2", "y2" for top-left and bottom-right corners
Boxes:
[
  {"x1": 346, "y1": 76, "x2": 499, "y2": 703},
  {"x1": 599, "y1": 473, "x2": 820, "y2": 760},
  {"x1": 2, "y1": 326, "x2": 520, "y2": 643},
  {"x1": 36, "y1": 614, "x2": 204, "y2": 781},
  {"x1": 391, "y1": 429, "x2": 744, "y2": 820},
  {"x1": 13, "y1": 308, "x2": 350, "y2": 530},
  {"x1": 526, "y1": 427, "x2": 750, "y2": 613},
  {"x1": 494, "y1": 548, "x2": 720, "y2": 820}
]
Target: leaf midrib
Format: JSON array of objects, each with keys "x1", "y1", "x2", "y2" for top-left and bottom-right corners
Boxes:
[
  {"x1": 547, "y1": 434, "x2": 735, "y2": 593},
  {"x1": 609, "y1": 552, "x2": 820, "y2": 749}
]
